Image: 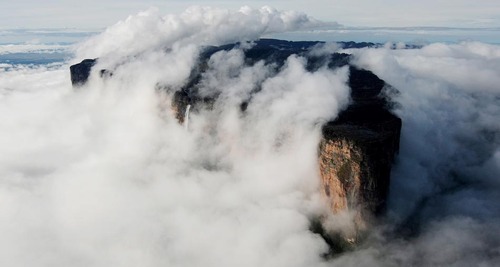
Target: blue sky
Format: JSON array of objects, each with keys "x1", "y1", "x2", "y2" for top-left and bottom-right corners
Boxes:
[{"x1": 2, "y1": 0, "x2": 500, "y2": 29}]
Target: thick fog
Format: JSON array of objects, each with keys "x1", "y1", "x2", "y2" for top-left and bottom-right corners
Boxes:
[
  {"x1": 1, "y1": 6, "x2": 499, "y2": 267},
  {"x1": 338, "y1": 42, "x2": 500, "y2": 266}
]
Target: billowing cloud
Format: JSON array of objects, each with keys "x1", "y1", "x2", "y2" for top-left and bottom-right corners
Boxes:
[
  {"x1": 342, "y1": 41, "x2": 500, "y2": 265},
  {"x1": 1, "y1": 6, "x2": 499, "y2": 267},
  {"x1": 0, "y1": 7, "x2": 350, "y2": 267},
  {"x1": 75, "y1": 6, "x2": 324, "y2": 60}
]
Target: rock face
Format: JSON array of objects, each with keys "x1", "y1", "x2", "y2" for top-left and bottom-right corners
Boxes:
[
  {"x1": 320, "y1": 68, "x2": 401, "y2": 237},
  {"x1": 69, "y1": 39, "x2": 401, "y2": 247},
  {"x1": 70, "y1": 59, "x2": 96, "y2": 86}
]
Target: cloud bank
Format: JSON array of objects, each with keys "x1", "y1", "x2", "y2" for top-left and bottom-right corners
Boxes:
[
  {"x1": 75, "y1": 6, "x2": 324, "y2": 61},
  {"x1": 339, "y1": 41, "x2": 500, "y2": 266},
  {"x1": 1, "y1": 6, "x2": 499, "y2": 267}
]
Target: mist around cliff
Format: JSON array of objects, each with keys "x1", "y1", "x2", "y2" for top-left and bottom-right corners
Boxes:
[
  {"x1": 1, "y1": 6, "x2": 499, "y2": 267},
  {"x1": 336, "y1": 41, "x2": 500, "y2": 266}
]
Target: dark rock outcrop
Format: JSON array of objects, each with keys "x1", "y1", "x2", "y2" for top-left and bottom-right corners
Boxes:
[{"x1": 70, "y1": 59, "x2": 96, "y2": 86}]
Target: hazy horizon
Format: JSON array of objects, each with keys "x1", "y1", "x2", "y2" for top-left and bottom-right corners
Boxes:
[
  {"x1": 3, "y1": 1, "x2": 500, "y2": 28},
  {"x1": 2, "y1": 26, "x2": 500, "y2": 47},
  {"x1": 2, "y1": 1, "x2": 500, "y2": 44}
]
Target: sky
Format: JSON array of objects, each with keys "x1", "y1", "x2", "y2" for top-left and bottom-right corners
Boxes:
[{"x1": 2, "y1": 0, "x2": 500, "y2": 29}]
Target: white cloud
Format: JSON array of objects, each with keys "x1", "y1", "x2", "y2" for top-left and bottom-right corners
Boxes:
[
  {"x1": 1, "y1": 6, "x2": 500, "y2": 267},
  {"x1": 0, "y1": 44, "x2": 69, "y2": 55},
  {"x1": 0, "y1": 7, "x2": 350, "y2": 265},
  {"x1": 339, "y1": 41, "x2": 500, "y2": 265},
  {"x1": 74, "y1": 6, "x2": 323, "y2": 61}
]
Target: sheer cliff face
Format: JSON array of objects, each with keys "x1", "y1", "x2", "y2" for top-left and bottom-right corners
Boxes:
[
  {"x1": 319, "y1": 68, "x2": 402, "y2": 236},
  {"x1": 319, "y1": 115, "x2": 401, "y2": 232},
  {"x1": 319, "y1": 138, "x2": 367, "y2": 232}
]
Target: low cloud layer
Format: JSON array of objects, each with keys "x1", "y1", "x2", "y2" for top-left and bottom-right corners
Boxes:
[{"x1": 1, "y1": 6, "x2": 499, "y2": 267}]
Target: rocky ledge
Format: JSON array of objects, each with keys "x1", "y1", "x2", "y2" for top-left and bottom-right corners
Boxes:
[{"x1": 70, "y1": 39, "x2": 401, "y2": 250}]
